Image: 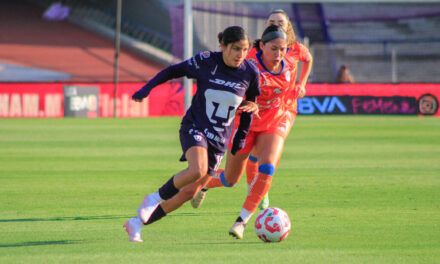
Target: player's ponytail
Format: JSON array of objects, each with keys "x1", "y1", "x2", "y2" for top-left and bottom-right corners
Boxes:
[{"x1": 218, "y1": 26, "x2": 249, "y2": 46}]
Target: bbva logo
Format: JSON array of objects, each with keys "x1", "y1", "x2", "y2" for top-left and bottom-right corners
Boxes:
[{"x1": 298, "y1": 96, "x2": 347, "y2": 114}]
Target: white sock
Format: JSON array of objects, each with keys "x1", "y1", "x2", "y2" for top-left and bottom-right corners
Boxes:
[
  {"x1": 239, "y1": 208, "x2": 253, "y2": 224},
  {"x1": 151, "y1": 191, "x2": 164, "y2": 203},
  {"x1": 132, "y1": 216, "x2": 143, "y2": 229}
]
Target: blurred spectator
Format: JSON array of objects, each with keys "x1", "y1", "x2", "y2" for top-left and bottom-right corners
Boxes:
[
  {"x1": 42, "y1": 2, "x2": 70, "y2": 21},
  {"x1": 335, "y1": 64, "x2": 355, "y2": 83}
]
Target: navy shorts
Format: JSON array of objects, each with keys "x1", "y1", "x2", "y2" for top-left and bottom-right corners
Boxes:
[{"x1": 179, "y1": 122, "x2": 224, "y2": 176}]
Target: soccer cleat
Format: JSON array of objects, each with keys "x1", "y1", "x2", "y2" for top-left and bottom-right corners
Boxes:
[
  {"x1": 258, "y1": 193, "x2": 270, "y2": 210},
  {"x1": 229, "y1": 221, "x2": 246, "y2": 239},
  {"x1": 191, "y1": 188, "x2": 208, "y2": 208},
  {"x1": 137, "y1": 194, "x2": 160, "y2": 224},
  {"x1": 123, "y1": 217, "x2": 143, "y2": 242}
]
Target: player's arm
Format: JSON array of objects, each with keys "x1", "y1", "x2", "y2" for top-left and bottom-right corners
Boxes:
[
  {"x1": 231, "y1": 71, "x2": 260, "y2": 155},
  {"x1": 297, "y1": 51, "x2": 313, "y2": 98},
  {"x1": 231, "y1": 104, "x2": 253, "y2": 155},
  {"x1": 132, "y1": 57, "x2": 200, "y2": 102}
]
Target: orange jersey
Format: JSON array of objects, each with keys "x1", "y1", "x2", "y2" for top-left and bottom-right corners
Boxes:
[
  {"x1": 245, "y1": 46, "x2": 307, "y2": 131},
  {"x1": 285, "y1": 42, "x2": 311, "y2": 113}
]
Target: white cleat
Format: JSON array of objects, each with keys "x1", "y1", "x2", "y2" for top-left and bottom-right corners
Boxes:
[
  {"x1": 229, "y1": 221, "x2": 246, "y2": 239},
  {"x1": 191, "y1": 188, "x2": 208, "y2": 208},
  {"x1": 123, "y1": 217, "x2": 144, "y2": 242},
  {"x1": 137, "y1": 194, "x2": 160, "y2": 224}
]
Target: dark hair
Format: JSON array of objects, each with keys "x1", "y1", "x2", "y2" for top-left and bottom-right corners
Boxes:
[
  {"x1": 270, "y1": 9, "x2": 287, "y2": 15},
  {"x1": 253, "y1": 24, "x2": 287, "y2": 51},
  {"x1": 266, "y1": 9, "x2": 296, "y2": 45},
  {"x1": 218, "y1": 26, "x2": 249, "y2": 46}
]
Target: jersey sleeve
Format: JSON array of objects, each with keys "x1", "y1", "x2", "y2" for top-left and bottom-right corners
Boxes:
[
  {"x1": 183, "y1": 53, "x2": 209, "y2": 79},
  {"x1": 245, "y1": 64, "x2": 261, "y2": 102},
  {"x1": 136, "y1": 54, "x2": 206, "y2": 97},
  {"x1": 297, "y1": 43, "x2": 312, "y2": 62}
]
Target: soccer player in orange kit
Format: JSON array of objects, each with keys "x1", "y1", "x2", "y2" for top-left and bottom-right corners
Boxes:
[
  {"x1": 200, "y1": 21, "x2": 313, "y2": 239},
  {"x1": 237, "y1": 8, "x2": 313, "y2": 210},
  {"x1": 191, "y1": 9, "x2": 312, "y2": 211}
]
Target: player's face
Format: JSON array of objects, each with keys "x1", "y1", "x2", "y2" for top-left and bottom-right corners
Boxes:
[
  {"x1": 222, "y1": 39, "x2": 250, "y2": 68},
  {"x1": 260, "y1": 38, "x2": 287, "y2": 70},
  {"x1": 266, "y1": 13, "x2": 288, "y2": 32}
]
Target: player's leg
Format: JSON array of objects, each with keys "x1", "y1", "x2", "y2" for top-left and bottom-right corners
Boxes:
[
  {"x1": 204, "y1": 130, "x2": 256, "y2": 189},
  {"x1": 190, "y1": 143, "x2": 252, "y2": 209},
  {"x1": 163, "y1": 174, "x2": 212, "y2": 212},
  {"x1": 190, "y1": 148, "x2": 249, "y2": 209},
  {"x1": 246, "y1": 148, "x2": 259, "y2": 187},
  {"x1": 230, "y1": 133, "x2": 285, "y2": 239},
  {"x1": 142, "y1": 144, "x2": 224, "y2": 225},
  {"x1": 124, "y1": 146, "x2": 209, "y2": 242},
  {"x1": 137, "y1": 146, "x2": 208, "y2": 223},
  {"x1": 253, "y1": 113, "x2": 295, "y2": 210},
  {"x1": 189, "y1": 129, "x2": 255, "y2": 209},
  {"x1": 220, "y1": 149, "x2": 250, "y2": 186},
  {"x1": 245, "y1": 148, "x2": 270, "y2": 210},
  {"x1": 142, "y1": 174, "x2": 212, "y2": 226}
]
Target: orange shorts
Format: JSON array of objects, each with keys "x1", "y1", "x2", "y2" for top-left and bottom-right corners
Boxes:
[{"x1": 228, "y1": 111, "x2": 296, "y2": 154}]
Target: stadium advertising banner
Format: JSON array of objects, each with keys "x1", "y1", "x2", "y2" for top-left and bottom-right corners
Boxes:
[
  {"x1": 0, "y1": 83, "x2": 183, "y2": 118},
  {"x1": 63, "y1": 85, "x2": 99, "y2": 118},
  {"x1": 299, "y1": 84, "x2": 439, "y2": 116},
  {"x1": 298, "y1": 95, "x2": 418, "y2": 115},
  {"x1": 0, "y1": 83, "x2": 438, "y2": 118}
]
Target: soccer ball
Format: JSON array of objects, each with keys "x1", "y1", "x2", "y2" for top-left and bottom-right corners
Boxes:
[{"x1": 254, "y1": 207, "x2": 291, "y2": 243}]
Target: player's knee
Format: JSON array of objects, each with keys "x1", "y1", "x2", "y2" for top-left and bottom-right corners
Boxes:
[{"x1": 188, "y1": 165, "x2": 208, "y2": 181}]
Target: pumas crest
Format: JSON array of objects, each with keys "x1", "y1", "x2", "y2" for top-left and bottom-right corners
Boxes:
[
  {"x1": 248, "y1": 58, "x2": 258, "y2": 66},
  {"x1": 200, "y1": 51, "x2": 211, "y2": 59}
]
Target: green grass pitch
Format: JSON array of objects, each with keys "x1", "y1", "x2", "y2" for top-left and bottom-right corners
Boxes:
[{"x1": 1, "y1": 116, "x2": 439, "y2": 263}]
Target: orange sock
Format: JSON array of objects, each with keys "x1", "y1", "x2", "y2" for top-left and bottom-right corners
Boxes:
[
  {"x1": 246, "y1": 155, "x2": 258, "y2": 186},
  {"x1": 243, "y1": 164, "x2": 275, "y2": 213},
  {"x1": 205, "y1": 169, "x2": 224, "y2": 189}
]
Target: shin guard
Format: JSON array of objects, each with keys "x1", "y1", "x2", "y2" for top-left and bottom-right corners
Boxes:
[
  {"x1": 243, "y1": 164, "x2": 275, "y2": 213},
  {"x1": 246, "y1": 155, "x2": 259, "y2": 186}
]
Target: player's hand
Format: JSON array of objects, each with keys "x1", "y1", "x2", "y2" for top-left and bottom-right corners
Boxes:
[
  {"x1": 296, "y1": 84, "x2": 306, "y2": 99},
  {"x1": 238, "y1": 100, "x2": 260, "y2": 119},
  {"x1": 132, "y1": 86, "x2": 149, "y2": 102}
]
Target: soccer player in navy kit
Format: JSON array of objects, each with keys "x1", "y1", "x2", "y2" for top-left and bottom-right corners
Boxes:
[{"x1": 123, "y1": 26, "x2": 260, "y2": 242}]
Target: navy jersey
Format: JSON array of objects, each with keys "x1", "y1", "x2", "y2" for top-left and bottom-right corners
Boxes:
[
  {"x1": 182, "y1": 51, "x2": 260, "y2": 151},
  {"x1": 136, "y1": 51, "x2": 260, "y2": 152}
]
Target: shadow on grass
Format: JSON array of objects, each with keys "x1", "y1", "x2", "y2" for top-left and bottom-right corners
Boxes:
[
  {"x1": 178, "y1": 241, "x2": 262, "y2": 245},
  {"x1": 0, "y1": 240, "x2": 82, "y2": 248},
  {"x1": 170, "y1": 211, "x2": 239, "y2": 217},
  {"x1": 0, "y1": 215, "x2": 130, "y2": 222},
  {"x1": 0, "y1": 212, "x2": 240, "y2": 222}
]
